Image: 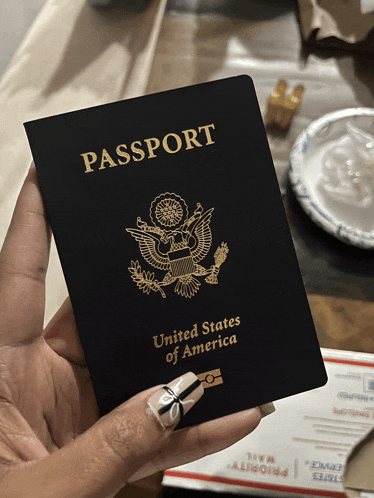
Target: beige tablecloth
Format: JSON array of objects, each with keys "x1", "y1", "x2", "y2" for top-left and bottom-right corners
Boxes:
[{"x1": 0, "y1": 0, "x2": 166, "y2": 323}]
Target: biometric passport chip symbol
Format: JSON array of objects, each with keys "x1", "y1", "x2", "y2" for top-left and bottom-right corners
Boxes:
[
  {"x1": 197, "y1": 369, "x2": 223, "y2": 389},
  {"x1": 126, "y1": 193, "x2": 229, "y2": 298}
]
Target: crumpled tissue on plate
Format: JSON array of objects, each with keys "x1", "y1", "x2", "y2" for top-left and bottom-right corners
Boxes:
[{"x1": 319, "y1": 122, "x2": 374, "y2": 208}]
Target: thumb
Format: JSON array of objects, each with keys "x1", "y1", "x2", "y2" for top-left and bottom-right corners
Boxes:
[{"x1": 1, "y1": 373, "x2": 203, "y2": 498}]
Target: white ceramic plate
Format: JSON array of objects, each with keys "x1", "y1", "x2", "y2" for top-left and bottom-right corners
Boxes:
[{"x1": 289, "y1": 108, "x2": 374, "y2": 249}]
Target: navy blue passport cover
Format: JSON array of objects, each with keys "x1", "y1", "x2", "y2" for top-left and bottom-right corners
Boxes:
[{"x1": 24, "y1": 75, "x2": 327, "y2": 428}]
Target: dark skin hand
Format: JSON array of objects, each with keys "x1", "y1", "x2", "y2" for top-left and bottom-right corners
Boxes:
[{"x1": 0, "y1": 164, "x2": 262, "y2": 498}]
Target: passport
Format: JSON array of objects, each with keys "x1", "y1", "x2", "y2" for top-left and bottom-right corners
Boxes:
[{"x1": 24, "y1": 75, "x2": 327, "y2": 429}]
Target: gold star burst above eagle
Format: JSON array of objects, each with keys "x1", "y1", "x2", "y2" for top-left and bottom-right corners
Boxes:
[{"x1": 126, "y1": 193, "x2": 229, "y2": 298}]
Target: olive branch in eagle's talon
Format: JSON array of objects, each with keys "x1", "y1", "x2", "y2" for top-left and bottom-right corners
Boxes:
[{"x1": 128, "y1": 260, "x2": 166, "y2": 298}]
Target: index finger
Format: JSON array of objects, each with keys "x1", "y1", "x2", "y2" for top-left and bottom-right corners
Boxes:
[{"x1": 0, "y1": 164, "x2": 51, "y2": 345}]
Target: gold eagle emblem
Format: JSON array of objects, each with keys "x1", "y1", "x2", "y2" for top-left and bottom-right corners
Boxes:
[{"x1": 126, "y1": 193, "x2": 229, "y2": 298}]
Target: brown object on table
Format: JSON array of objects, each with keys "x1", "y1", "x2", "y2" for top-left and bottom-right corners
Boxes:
[
  {"x1": 296, "y1": 0, "x2": 374, "y2": 45},
  {"x1": 265, "y1": 79, "x2": 287, "y2": 126},
  {"x1": 343, "y1": 423, "x2": 374, "y2": 498},
  {"x1": 278, "y1": 84, "x2": 305, "y2": 130},
  {"x1": 265, "y1": 81, "x2": 304, "y2": 130}
]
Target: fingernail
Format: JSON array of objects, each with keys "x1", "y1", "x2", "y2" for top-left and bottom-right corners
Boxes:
[
  {"x1": 148, "y1": 372, "x2": 204, "y2": 429},
  {"x1": 259, "y1": 402, "x2": 275, "y2": 418}
]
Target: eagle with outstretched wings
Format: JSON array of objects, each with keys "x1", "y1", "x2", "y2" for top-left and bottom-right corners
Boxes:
[{"x1": 126, "y1": 193, "x2": 228, "y2": 298}]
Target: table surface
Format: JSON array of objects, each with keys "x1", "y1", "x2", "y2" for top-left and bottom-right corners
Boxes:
[
  {"x1": 3, "y1": 0, "x2": 374, "y2": 496},
  {"x1": 147, "y1": 1, "x2": 374, "y2": 496},
  {"x1": 146, "y1": 0, "x2": 374, "y2": 357}
]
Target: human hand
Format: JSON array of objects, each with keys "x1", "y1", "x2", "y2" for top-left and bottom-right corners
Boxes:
[{"x1": 0, "y1": 164, "x2": 263, "y2": 498}]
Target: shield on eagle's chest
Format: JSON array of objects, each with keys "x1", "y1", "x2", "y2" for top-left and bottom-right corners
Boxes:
[{"x1": 168, "y1": 247, "x2": 196, "y2": 278}]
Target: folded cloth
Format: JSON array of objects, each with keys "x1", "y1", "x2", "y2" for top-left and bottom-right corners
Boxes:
[
  {"x1": 0, "y1": 0, "x2": 166, "y2": 323},
  {"x1": 297, "y1": 0, "x2": 374, "y2": 44}
]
